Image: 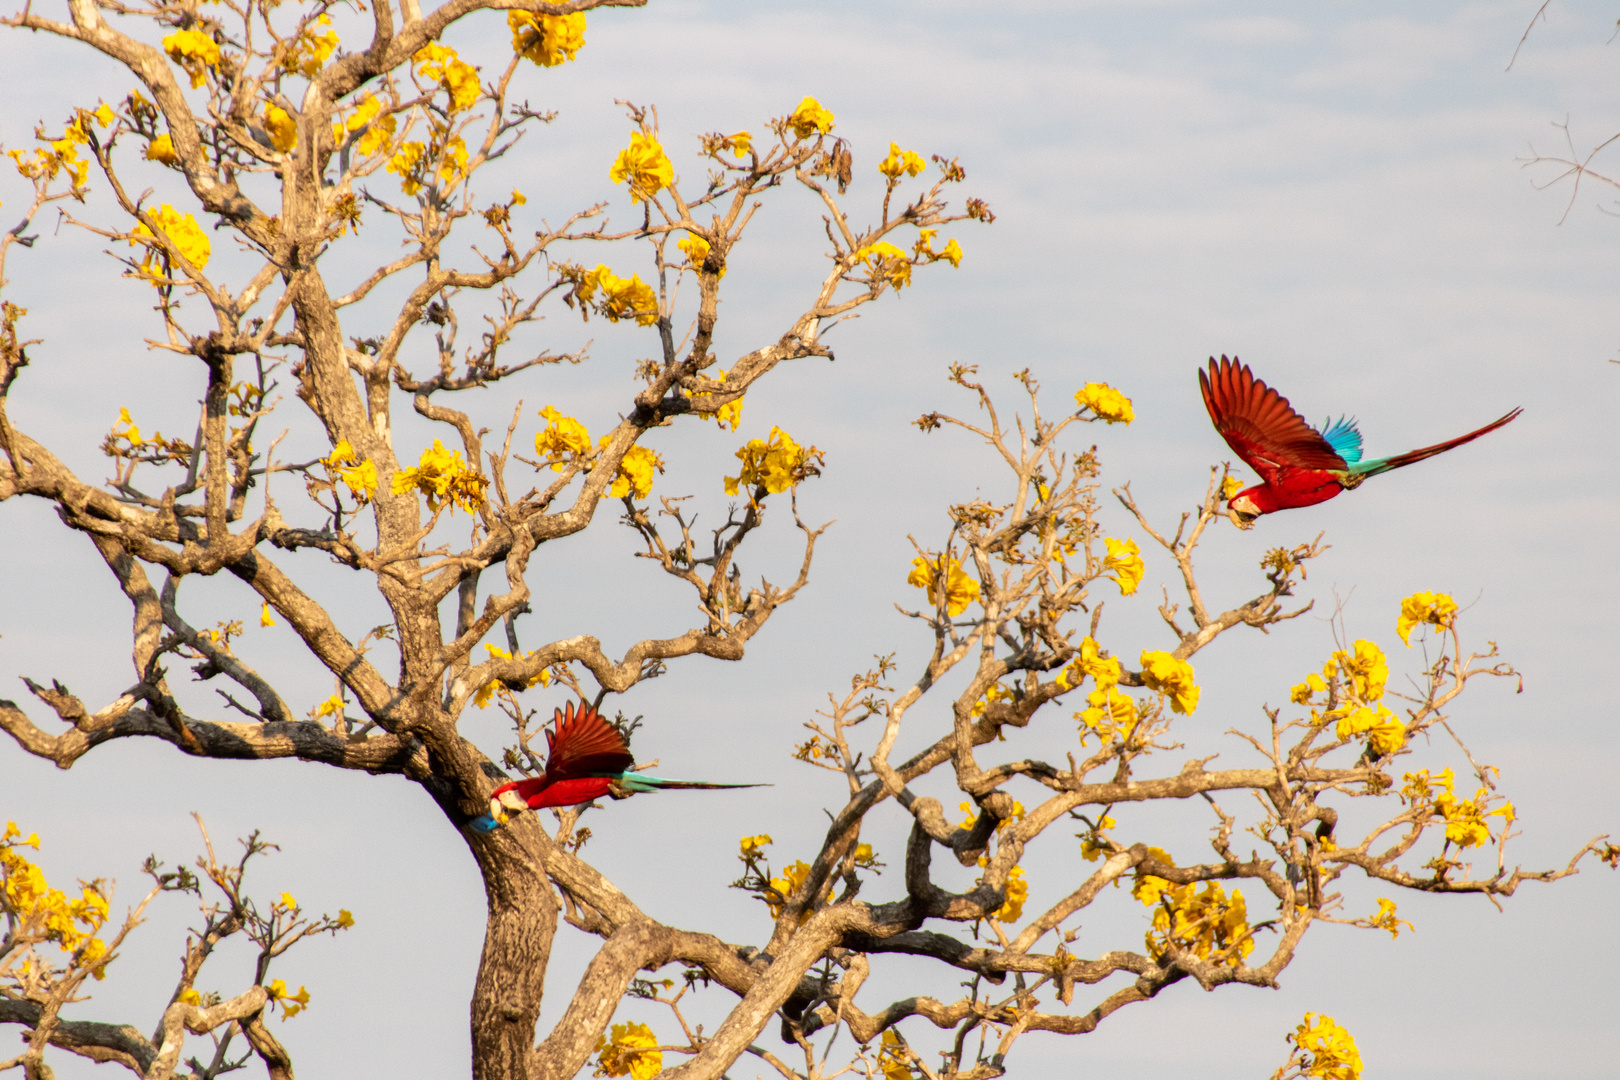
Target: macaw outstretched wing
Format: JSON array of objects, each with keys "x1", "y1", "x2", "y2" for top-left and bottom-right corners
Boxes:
[{"x1": 1200, "y1": 356, "x2": 1349, "y2": 480}]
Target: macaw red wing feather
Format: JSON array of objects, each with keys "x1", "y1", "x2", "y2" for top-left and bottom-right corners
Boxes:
[
  {"x1": 543, "y1": 701, "x2": 633, "y2": 783},
  {"x1": 1200, "y1": 356, "x2": 1348, "y2": 476}
]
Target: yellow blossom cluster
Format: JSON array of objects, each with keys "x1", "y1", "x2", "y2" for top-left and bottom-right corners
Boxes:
[
  {"x1": 7, "y1": 107, "x2": 112, "y2": 190},
  {"x1": 473, "y1": 644, "x2": 553, "y2": 708},
  {"x1": 686, "y1": 367, "x2": 743, "y2": 431},
  {"x1": 739, "y1": 834, "x2": 773, "y2": 857},
  {"x1": 1056, "y1": 637, "x2": 1137, "y2": 742},
  {"x1": 724, "y1": 426, "x2": 818, "y2": 497},
  {"x1": 509, "y1": 11, "x2": 586, "y2": 67},
  {"x1": 334, "y1": 95, "x2": 396, "y2": 157},
  {"x1": 129, "y1": 204, "x2": 212, "y2": 281},
  {"x1": 601, "y1": 438, "x2": 664, "y2": 500},
  {"x1": 912, "y1": 228, "x2": 963, "y2": 268},
  {"x1": 956, "y1": 799, "x2": 1026, "y2": 833},
  {"x1": 391, "y1": 439, "x2": 487, "y2": 514},
  {"x1": 977, "y1": 857, "x2": 1027, "y2": 922},
  {"x1": 280, "y1": 15, "x2": 339, "y2": 78},
  {"x1": 1079, "y1": 814, "x2": 1118, "y2": 862},
  {"x1": 610, "y1": 132, "x2": 673, "y2": 203},
  {"x1": 1, "y1": 822, "x2": 111, "y2": 979},
  {"x1": 322, "y1": 440, "x2": 378, "y2": 504},
  {"x1": 767, "y1": 859, "x2": 831, "y2": 924},
  {"x1": 594, "y1": 1021, "x2": 662, "y2": 1079},
  {"x1": 1293, "y1": 639, "x2": 1405, "y2": 758},
  {"x1": 1135, "y1": 851, "x2": 1252, "y2": 967},
  {"x1": 1102, "y1": 536, "x2": 1143, "y2": 596},
  {"x1": 1290, "y1": 1013, "x2": 1363, "y2": 1080},
  {"x1": 261, "y1": 105, "x2": 297, "y2": 152},
  {"x1": 266, "y1": 978, "x2": 312, "y2": 1019},
  {"x1": 532, "y1": 408, "x2": 662, "y2": 499},
  {"x1": 414, "y1": 43, "x2": 481, "y2": 113},
  {"x1": 851, "y1": 240, "x2": 912, "y2": 289},
  {"x1": 580, "y1": 264, "x2": 659, "y2": 325},
  {"x1": 1074, "y1": 382, "x2": 1134, "y2": 425},
  {"x1": 968, "y1": 681, "x2": 1013, "y2": 719},
  {"x1": 163, "y1": 29, "x2": 220, "y2": 89},
  {"x1": 1402, "y1": 767, "x2": 1514, "y2": 849},
  {"x1": 877, "y1": 1030, "x2": 915, "y2": 1080},
  {"x1": 877, "y1": 141, "x2": 926, "y2": 180},
  {"x1": 1366, "y1": 897, "x2": 1413, "y2": 940},
  {"x1": 1397, "y1": 590, "x2": 1458, "y2": 646},
  {"x1": 387, "y1": 121, "x2": 469, "y2": 195},
  {"x1": 787, "y1": 96, "x2": 835, "y2": 138},
  {"x1": 677, "y1": 233, "x2": 725, "y2": 278},
  {"x1": 1139, "y1": 650, "x2": 1199, "y2": 715},
  {"x1": 146, "y1": 133, "x2": 178, "y2": 164},
  {"x1": 906, "y1": 554, "x2": 980, "y2": 616}
]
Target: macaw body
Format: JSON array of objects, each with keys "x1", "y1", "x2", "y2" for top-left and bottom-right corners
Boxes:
[
  {"x1": 1199, "y1": 356, "x2": 1521, "y2": 529},
  {"x1": 467, "y1": 700, "x2": 761, "y2": 833}
]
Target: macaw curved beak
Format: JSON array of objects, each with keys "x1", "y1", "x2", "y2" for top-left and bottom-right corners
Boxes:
[{"x1": 1226, "y1": 506, "x2": 1256, "y2": 530}]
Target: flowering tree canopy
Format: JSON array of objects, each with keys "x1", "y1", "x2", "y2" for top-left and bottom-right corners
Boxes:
[{"x1": 0, "y1": 2, "x2": 1613, "y2": 1080}]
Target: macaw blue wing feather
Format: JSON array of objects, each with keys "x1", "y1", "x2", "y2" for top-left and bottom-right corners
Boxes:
[
  {"x1": 1317, "y1": 415, "x2": 1363, "y2": 464},
  {"x1": 467, "y1": 813, "x2": 501, "y2": 833}
]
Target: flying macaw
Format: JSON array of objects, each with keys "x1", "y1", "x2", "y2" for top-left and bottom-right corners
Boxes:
[
  {"x1": 467, "y1": 700, "x2": 763, "y2": 833},
  {"x1": 1199, "y1": 355, "x2": 1521, "y2": 530}
]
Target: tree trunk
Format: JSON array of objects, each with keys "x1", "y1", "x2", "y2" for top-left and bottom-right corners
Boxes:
[{"x1": 470, "y1": 836, "x2": 558, "y2": 1080}]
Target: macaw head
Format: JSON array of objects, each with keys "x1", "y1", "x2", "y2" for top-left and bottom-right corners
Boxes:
[
  {"x1": 487, "y1": 782, "x2": 529, "y2": 824},
  {"x1": 1226, "y1": 493, "x2": 1262, "y2": 530}
]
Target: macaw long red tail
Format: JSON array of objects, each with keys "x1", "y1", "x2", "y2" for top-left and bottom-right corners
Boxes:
[{"x1": 1351, "y1": 407, "x2": 1522, "y2": 477}]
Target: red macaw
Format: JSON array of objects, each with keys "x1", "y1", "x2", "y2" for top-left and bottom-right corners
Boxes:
[
  {"x1": 1200, "y1": 356, "x2": 1521, "y2": 530},
  {"x1": 468, "y1": 700, "x2": 762, "y2": 832}
]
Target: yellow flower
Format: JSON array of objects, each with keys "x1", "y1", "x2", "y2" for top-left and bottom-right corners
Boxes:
[
  {"x1": 1334, "y1": 704, "x2": 1406, "y2": 757},
  {"x1": 724, "y1": 426, "x2": 818, "y2": 496},
  {"x1": 728, "y1": 130, "x2": 752, "y2": 157},
  {"x1": 1139, "y1": 651, "x2": 1199, "y2": 715},
  {"x1": 1102, "y1": 536, "x2": 1144, "y2": 596},
  {"x1": 767, "y1": 859, "x2": 829, "y2": 923},
  {"x1": 335, "y1": 909, "x2": 355, "y2": 928},
  {"x1": 391, "y1": 439, "x2": 487, "y2": 514},
  {"x1": 313, "y1": 694, "x2": 344, "y2": 719},
  {"x1": 1131, "y1": 846, "x2": 1176, "y2": 905},
  {"x1": 0, "y1": 825, "x2": 111, "y2": 976},
  {"x1": 688, "y1": 368, "x2": 743, "y2": 430},
  {"x1": 1367, "y1": 898, "x2": 1413, "y2": 940},
  {"x1": 163, "y1": 29, "x2": 220, "y2": 89},
  {"x1": 473, "y1": 644, "x2": 552, "y2": 708},
  {"x1": 281, "y1": 15, "x2": 340, "y2": 78},
  {"x1": 787, "y1": 96, "x2": 835, "y2": 138},
  {"x1": 878, "y1": 1030, "x2": 914, "y2": 1080},
  {"x1": 1290, "y1": 672, "x2": 1328, "y2": 705},
  {"x1": 1146, "y1": 880, "x2": 1253, "y2": 967},
  {"x1": 980, "y1": 859, "x2": 1027, "y2": 923},
  {"x1": 145, "y1": 133, "x2": 179, "y2": 164},
  {"x1": 279, "y1": 891, "x2": 298, "y2": 910},
  {"x1": 738, "y1": 834, "x2": 773, "y2": 856},
  {"x1": 1396, "y1": 590, "x2": 1458, "y2": 646},
  {"x1": 266, "y1": 979, "x2": 311, "y2": 1019},
  {"x1": 1057, "y1": 636, "x2": 1123, "y2": 693},
  {"x1": 1291, "y1": 1013, "x2": 1363, "y2": 1080},
  {"x1": 260, "y1": 604, "x2": 276, "y2": 628},
  {"x1": 1221, "y1": 475, "x2": 1244, "y2": 501},
  {"x1": 130, "y1": 204, "x2": 211, "y2": 278},
  {"x1": 906, "y1": 555, "x2": 980, "y2": 617},
  {"x1": 414, "y1": 43, "x2": 481, "y2": 113},
  {"x1": 587, "y1": 265, "x2": 659, "y2": 325},
  {"x1": 509, "y1": 11, "x2": 586, "y2": 67},
  {"x1": 1079, "y1": 685, "x2": 1137, "y2": 742},
  {"x1": 337, "y1": 95, "x2": 396, "y2": 157},
  {"x1": 877, "y1": 141, "x2": 926, "y2": 180},
  {"x1": 534, "y1": 406, "x2": 592, "y2": 469},
  {"x1": 387, "y1": 141, "x2": 426, "y2": 194},
  {"x1": 1074, "y1": 382, "x2": 1133, "y2": 425},
  {"x1": 852, "y1": 240, "x2": 912, "y2": 289},
  {"x1": 603, "y1": 440, "x2": 664, "y2": 500},
  {"x1": 609, "y1": 132, "x2": 674, "y2": 203},
  {"x1": 956, "y1": 799, "x2": 1026, "y2": 833},
  {"x1": 177, "y1": 988, "x2": 201, "y2": 1005},
  {"x1": 594, "y1": 1021, "x2": 662, "y2": 1080},
  {"x1": 1326, "y1": 640, "x2": 1387, "y2": 703},
  {"x1": 324, "y1": 440, "x2": 378, "y2": 503},
  {"x1": 677, "y1": 233, "x2": 725, "y2": 277},
  {"x1": 262, "y1": 105, "x2": 297, "y2": 152}
]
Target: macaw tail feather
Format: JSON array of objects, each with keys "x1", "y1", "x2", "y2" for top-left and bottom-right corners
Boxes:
[
  {"x1": 611, "y1": 774, "x2": 768, "y2": 794},
  {"x1": 1349, "y1": 407, "x2": 1521, "y2": 477},
  {"x1": 467, "y1": 813, "x2": 502, "y2": 833}
]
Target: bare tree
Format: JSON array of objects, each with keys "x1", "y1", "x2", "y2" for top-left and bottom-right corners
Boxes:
[{"x1": 1, "y1": 2, "x2": 1612, "y2": 1079}]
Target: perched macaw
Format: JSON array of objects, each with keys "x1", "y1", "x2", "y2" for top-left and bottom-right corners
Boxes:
[
  {"x1": 467, "y1": 700, "x2": 762, "y2": 833},
  {"x1": 1199, "y1": 355, "x2": 1521, "y2": 530}
]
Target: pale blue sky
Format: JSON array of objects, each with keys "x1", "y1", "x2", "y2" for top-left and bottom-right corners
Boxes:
[{"x1": 3, "y1": 2, "x2": 1617, "y2": 1077}]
